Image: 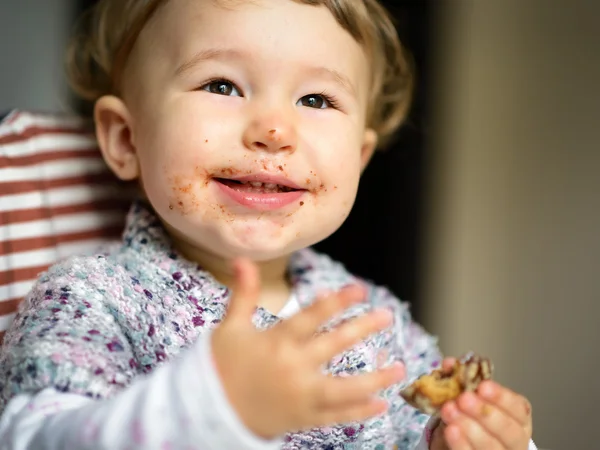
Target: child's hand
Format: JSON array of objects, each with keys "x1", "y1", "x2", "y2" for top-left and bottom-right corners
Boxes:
[
  {"x1": 210, "y1": 258, "x2": 404, "y2": 439},
  {"x1": 431, "y1": 358, "x2": 533, "y2": 450}
]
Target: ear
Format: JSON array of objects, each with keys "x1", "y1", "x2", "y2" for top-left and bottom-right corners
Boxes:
[
  {"x1": 359, "y1": 128, "x2": 378, "y2": 173},
  {"x1": 94, "y1": 95, "x2": 139, "y2": 181}
]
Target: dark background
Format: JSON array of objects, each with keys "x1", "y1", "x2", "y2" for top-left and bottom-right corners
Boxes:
[
  {"x1": 75, "y1": 0, "x2": 432, "y2": 320},
  {"x1": 315, "y1": 1, "x2": 432, "y2": 322}
]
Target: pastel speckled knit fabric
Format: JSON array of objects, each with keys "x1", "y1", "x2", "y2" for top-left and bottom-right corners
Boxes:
[{"x1": 0, "y1": 201, "x2": 441, "y2": 449}]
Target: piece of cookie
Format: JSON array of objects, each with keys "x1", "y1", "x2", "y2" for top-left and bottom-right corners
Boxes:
[{"x1": 399, "y1": 353, "x2": 493, "y2": 415}]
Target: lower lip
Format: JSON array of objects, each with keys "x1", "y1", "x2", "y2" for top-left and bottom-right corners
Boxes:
[{"x1": 214, "y1": 180, "x2": 306, "y2": 211}]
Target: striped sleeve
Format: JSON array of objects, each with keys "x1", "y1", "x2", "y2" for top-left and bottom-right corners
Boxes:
[{"x1": 0, "y1": 110, "x2": 132, "y2": 342}]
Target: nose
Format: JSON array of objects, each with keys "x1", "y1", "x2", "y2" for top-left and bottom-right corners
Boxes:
[{"x1": 243, "y1": 114, "x2": 298, "y2": 154}]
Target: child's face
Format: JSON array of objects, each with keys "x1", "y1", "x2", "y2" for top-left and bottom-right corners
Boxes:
[{"x1": 103, "y1": 0, "x2": 377, "y2": 261}]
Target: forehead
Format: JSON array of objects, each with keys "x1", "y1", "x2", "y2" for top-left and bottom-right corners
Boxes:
[{"x1": 132, "y1": 0, "x2": 370, "y2": 88}]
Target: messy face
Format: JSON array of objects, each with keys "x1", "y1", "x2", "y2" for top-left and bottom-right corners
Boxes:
[{"x1": 121, "y1": 0, "x2": 376, "y2": 261}]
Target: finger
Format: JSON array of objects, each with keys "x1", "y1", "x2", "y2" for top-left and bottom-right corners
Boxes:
[
  {"x1": 442, "y1": 404, "x2": 494, "y2": 450},
  {"x1": 441, "y1": 400, "x2": 460, "y2": 424},
  {"x1": 308, "y1": 309, "x2": 393, "y2": 363},
  {"x1": 442, "y1": 357, "x2": 457, "y2": 373},
  {"x1": 225, "y1": 258, "x2": 260, "y2": 323},
  {"x1": 282, "y1": 285, "x2": 367, "y2": 340},
  {"x1": 456, "y1": 392, "x2": 530, "y2": 449},
  {"x1": 316, "y1": 363, "x2": 404, "y2": 408},
  {"x1": 444, "y1": 423, "x2": 475, "y2": 450},
  {"x1": 316, "y1": 398, "x2": 388, "y2": 428},
  {"x1": 446, "y1": 417, "x2": 502, "y2": 450},
  {"x1": 478, "y1": 381, "x2": 532, "y2": 429}
]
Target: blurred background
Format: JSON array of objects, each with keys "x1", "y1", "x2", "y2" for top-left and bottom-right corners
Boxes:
[{"x1": 1, "y1": 1, "x2": 598, "y2": 448}]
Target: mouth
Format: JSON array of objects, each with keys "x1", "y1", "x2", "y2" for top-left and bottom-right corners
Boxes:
[
  {"x1": 213, "y1": 174, "x2": 305, "y2": 193},
  {"x1": 212, "y1": 174, "x2": 307, "y2": 210},
  {"x1": 214, "y1": 178, "x2": 298, "y2": 193}
]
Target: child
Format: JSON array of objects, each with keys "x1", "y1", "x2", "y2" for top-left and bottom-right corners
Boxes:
[{"x1": 0, "y1": 1, "x2": 536, "y2": 449}]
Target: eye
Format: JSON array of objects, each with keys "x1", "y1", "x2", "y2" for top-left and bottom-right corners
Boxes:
[
  {"x1": 201, "y1": 79, "x2": 242, "y2": 97},
  {"x1": 297, "y1": 93, "x2": 339, "y2": 110}
]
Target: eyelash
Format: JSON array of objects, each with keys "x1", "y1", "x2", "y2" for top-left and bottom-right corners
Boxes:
[
  {"x1": 315, "y1": 90, "x2": 340, "y2": 110},
  {"x1": 198, "y1": 77, "x2": 243, "y2": 94},
  {"x1": 197, "y1": 77, "x2": 341, "y2": 110}
]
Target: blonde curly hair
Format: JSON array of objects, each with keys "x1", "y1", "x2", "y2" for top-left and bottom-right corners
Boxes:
[{"x1": 67, "y1": 0, "x2": 414, "y2": 147}]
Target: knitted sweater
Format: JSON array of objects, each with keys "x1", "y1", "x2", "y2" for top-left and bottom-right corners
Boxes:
[{"x1": 0, "y1": 201, "x2": 441, "y2": 449}]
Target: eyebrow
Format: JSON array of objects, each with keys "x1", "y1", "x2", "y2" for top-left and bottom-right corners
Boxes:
[
  {"x1": 305, "y1": 66, "x2": 357, "y2": 97},
  {"x1": 175, "y1": 48, "x2": 245, "y2": 76},
  {"x1": 175, "y1": 48, "x2": 357, "y2": 97}
]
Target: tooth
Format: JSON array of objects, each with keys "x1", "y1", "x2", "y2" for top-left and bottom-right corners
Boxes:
[
  {"x1": 250, "y1": 182, "x2": 263, "y2": 187},
  {"x1": 264, "y1": 183, "x2": 277, "y2": 189}
]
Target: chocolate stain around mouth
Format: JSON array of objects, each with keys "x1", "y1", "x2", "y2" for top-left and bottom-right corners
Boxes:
[
  {"x1": 169, "y1": 173, "x2": 200, "y2": 215},
  {"x1": 168, "y1": 159, "x2": 325, "y2": 218},
  {"x1": 168, "y1": 166, "x2": 210, "y2": 215}
]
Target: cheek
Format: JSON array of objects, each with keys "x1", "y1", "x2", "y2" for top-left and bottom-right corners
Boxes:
[
  {"x1": 315, "y1": 134, "x2": 363, "y2": 199},
  {"x1": 323, "y1": 141, "x2": 363, "y2": 220},
  {"x1": 166, "y1": 168, "x2": 208, "y2": 215},
  {"x1": 311, "y1": 162, "x2": 361, "y2": 229},
  {"x1": 312, "y1": 120, "x2": 363, "y2": 174},
  {"x1": 135, "y1": 97, "x2": 230, "y2": 158},
  {"x1": 138, "y1": 147, "x2": 213, "y2": 218},
  {"x1": 134, "y1": 110, "x2": 216, "y2": 205}
]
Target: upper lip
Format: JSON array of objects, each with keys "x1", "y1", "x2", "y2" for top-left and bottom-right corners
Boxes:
[{"x1": 215, "y1": 174, "x2": 305, "y2": 190}]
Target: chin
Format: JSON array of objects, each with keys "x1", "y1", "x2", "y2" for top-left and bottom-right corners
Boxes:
[
  {"x1": 218, "y1": 236, "x2": 301, "y2": 262},
  {"x1": 169, "y1": 212, "x2": 341, "y2": 263},
  {"x1": 213, "y1": 227, "x2": 331, "y2": 262}
]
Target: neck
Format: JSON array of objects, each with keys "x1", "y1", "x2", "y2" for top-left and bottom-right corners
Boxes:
[{"x1": 169, "y1": 232, "x2": 292, "y2": 314}]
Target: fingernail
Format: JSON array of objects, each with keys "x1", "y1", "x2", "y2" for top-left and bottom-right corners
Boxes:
[
  {"x1": 343, "y1": 283, "x2": 367, "y2": 297},
  {"x1": 375, "y1": 308, "x2": 394, "y2": 322},
  {"x1": 460, "y1": 392, "x2": 478, "y2": 407},
  {"x1": 479, "y1": 381, "x2": 497, "y2": 400},
  {"x1": 373, "y1": 398, "x2": 390, "y2": 415},
  {"x1": 441, "y1": 402, "x2": 460, "y2": 422},
  {"x1": 457, "y1": 392, "x2": 479, "y2": 413},
  {"x1": 316, "y1": 289, "x2": 333, "y2": 299},
  {"x1": 386, "y1": 362, "x2": 405, "y2": 381},
  {"x1": 393, "y1": 361, "x2": 405, "y2": 373}
]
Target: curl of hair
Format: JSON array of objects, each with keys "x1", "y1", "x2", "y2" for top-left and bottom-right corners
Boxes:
[{"x1": 66, "y1": 1, "x2": 163, "y2": 104}]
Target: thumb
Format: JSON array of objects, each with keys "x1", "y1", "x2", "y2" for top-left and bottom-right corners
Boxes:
[
  {"x1": 442, "y1": 357, "x2": 457, "y2": 373},
  {"x1": 224, "y1": 257, "x2": 261, "y2": 323}
]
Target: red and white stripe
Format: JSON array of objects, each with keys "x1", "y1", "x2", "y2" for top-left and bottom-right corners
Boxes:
[{"x1": 0, "y1": 110, "x2": 130, "y2": 341}]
